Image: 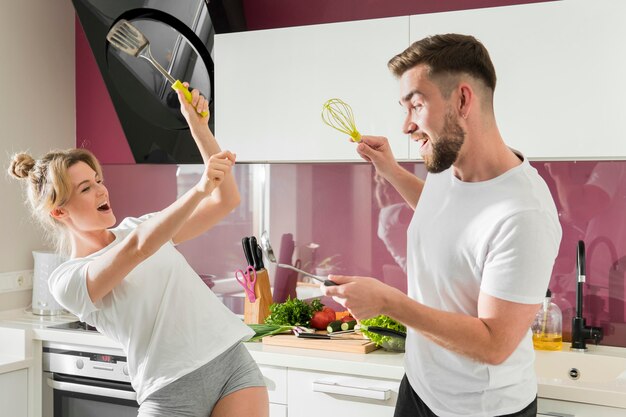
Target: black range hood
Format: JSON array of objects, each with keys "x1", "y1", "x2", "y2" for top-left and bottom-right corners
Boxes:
[{"x1": 73, "y1": 0, "x2": 246, "y2": 163}]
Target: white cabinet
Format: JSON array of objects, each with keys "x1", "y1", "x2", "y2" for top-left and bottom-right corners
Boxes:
[
  {"x1": 259, "y1": 365, "x2": 288, "y2": 417},
  {"x1": 287, "y1": 368, "x2": 400, "y2": 417},
  {"x1": 0, "y1": 369, "x2": 28, "y2": 417},
  {"x1": 215, "y1": 16, "x2": 409, "y2": 162},
  {"x1": 408, "y1": 0, "x2": 626, "y2": 160}
]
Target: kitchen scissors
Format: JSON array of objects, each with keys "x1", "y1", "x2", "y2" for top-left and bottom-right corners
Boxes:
[{"x1": 235, "y1": 266, "x2": 257, "y2": 302}]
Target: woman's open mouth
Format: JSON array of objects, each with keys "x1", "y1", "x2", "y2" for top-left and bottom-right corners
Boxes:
[{"x1": 97, "y1": 202, "x2": 111, "y2": 212}]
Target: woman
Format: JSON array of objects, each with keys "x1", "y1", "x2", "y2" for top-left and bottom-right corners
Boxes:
[{"x1": 9, "y1": 85, "x2": 269, "y2": 417}]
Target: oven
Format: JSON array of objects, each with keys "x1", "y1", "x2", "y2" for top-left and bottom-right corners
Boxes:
[{"x1": 43, "y1": 339, "x2": 138, "y2": 417}]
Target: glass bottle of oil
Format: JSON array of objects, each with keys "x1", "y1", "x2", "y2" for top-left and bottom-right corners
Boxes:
[{"x1": 532, "y1": 288, "x2": 563, "y2": 351}]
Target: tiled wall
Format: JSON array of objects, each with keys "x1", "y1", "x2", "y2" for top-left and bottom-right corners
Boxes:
[{"x1": 102, "y1": 160, "x2": 626, "y2": 348}]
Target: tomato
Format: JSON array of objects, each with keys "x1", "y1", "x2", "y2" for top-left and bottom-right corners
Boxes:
[
  {"x1": 341, "y1": 315, "x2": 355, "y2": 323},
  {"x1": 310, "y1": 310, "x2": 334, "y2": 330}
]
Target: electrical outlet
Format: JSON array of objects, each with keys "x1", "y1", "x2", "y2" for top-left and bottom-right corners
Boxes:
[{"x1": 0, "y1": 270, "x2": 33, "y2": 293}]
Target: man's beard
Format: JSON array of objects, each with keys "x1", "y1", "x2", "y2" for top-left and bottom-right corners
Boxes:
[{"x1": 423, "y1": 111, "x2": 465, "y2": 173}]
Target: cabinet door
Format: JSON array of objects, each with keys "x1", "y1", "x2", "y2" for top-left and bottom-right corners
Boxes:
[
  {"x1": 408, "y1": 0, "x2": 626, "y2": 160},
  {"x1": 215, "y1": 16, "x2": 409, "y2": 162},
  {"x1": 259, "y1": 364, "x2": 287, "y2": 405},
  {"x1": 287, "y1": 368, "x2": 400, "y2": 417},
  {"x1": 0, "y1": 369, "x2": 28, "y2": 417}
]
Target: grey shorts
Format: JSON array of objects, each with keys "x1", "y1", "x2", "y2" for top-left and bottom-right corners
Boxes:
[{"x1": 137, "y1": 342, "x2": 266, "y2": 417}]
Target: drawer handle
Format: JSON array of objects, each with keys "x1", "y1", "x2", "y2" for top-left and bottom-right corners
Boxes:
[
  {"x1": 312, "y1": 380, "x2": 391, "y2": 401},
  {"x1": 46, "y1": 378, "x2": 136, "y2": 401},
  {"x1": 537, "y1": 413, "x2": 575, "y2": 417}
]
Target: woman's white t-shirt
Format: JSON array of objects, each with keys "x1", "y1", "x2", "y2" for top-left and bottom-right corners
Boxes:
[
  {"x1": 405, "y1": 156, "x2": 562, "y2": 417},
  {"x1": 49, "y1": 214, "x2": 254, "y2": 403}
]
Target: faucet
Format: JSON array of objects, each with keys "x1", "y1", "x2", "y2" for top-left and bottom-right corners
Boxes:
[{"x1": 571, "y1": 240, "x2": 603, "y2": 351}]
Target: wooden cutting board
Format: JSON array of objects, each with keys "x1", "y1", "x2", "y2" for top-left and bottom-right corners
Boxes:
[{"x1": 262, "y1": 332, "x2": 379, "y2": 354}]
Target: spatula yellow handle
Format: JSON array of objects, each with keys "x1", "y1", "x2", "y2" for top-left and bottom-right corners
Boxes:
[{"x1": 171, "y1": 80, "x2": 209, "y2": 118}]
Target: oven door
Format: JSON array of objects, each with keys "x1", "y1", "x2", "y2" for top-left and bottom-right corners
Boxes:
[{"x1": 47, "y1": 373, "x2": 139, "y2": 417}]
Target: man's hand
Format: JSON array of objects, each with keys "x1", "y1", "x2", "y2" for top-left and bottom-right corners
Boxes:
[
  {"x1": 321, "y1": 275, "x2": 404, "y2": 320},
  {"x1": 356, "y1": 136, "x2": 400, "y2": 180}
]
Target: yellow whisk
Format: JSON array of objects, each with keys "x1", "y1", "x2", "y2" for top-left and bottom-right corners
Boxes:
[{"x1": 321, "y1": 98, "x2": 361, "y2": 143}]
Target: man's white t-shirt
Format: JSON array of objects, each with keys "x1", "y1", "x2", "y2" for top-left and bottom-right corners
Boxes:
[
  {"x1": 49, "y1": 215, "x2": 254, "y2": 404},
  {"x1": 404, "y1": 155, "x2": 561, "y2": 417}
]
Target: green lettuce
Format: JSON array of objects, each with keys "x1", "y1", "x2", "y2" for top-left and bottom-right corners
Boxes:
[{"x1": 360, "y1": 315, "x2": 406, "y2": 348}]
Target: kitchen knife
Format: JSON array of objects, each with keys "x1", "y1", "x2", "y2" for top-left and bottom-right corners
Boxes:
[
  {"x1": 248, "y1": 236, "x2": 260, "y2": 271},
  {"x1": 242, "y1": 237, "x2": 255, "y2": 267},
  {"x1": 255, "y1": 244, "x2": 265, "y2": 270},
  {"x1": 249, "y1": 236, "x2": 261, "y2": 271},
  {"x1": 359, "y1": 325, "x2": 406, "y2": 339},
  {"x1": 296, "y1": 332, "x2": 355, "y2": 340}
]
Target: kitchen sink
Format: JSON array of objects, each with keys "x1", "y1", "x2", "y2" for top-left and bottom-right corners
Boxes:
[{"x1": 535, "y1": 344, "x2": 626, "y2": 409}]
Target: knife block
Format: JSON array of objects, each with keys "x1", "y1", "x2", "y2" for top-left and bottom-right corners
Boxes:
[{"x1": 244, "y1": 269, "x2": 273, "y2": 324}]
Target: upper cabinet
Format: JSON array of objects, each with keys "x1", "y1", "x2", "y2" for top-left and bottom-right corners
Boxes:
[
  {"x1": 215, "y1": 16, "x2": 409, "y2": 162},
  {"x1": 408, "y1": 0, "x2": 626, "y2": 160}
]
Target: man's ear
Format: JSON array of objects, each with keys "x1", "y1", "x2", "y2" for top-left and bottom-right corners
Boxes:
[
  {"x1": 50, "y1": 207, "x2": 68, "y2": 221},
  {"x1": 458, "y1": 84, "x2": 473, "y2": 119}
]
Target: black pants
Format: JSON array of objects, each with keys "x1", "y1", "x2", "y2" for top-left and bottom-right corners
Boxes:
[{"x1": 394, "y1": 375, "x2": 537, "y2": 417}]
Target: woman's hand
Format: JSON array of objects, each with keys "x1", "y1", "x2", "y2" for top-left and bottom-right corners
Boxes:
[
  {"x1": 177, "y1": 81, "x2": 210, "y2": 133},
  {"x1": 195, "y1": 151, "x2": 236, "y2": 196}
]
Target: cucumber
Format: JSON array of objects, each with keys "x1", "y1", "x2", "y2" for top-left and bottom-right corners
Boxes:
[
  {"x1": 326, "y1": 320, "x2": 342, "y2": 333},
  {"x1": 341, "y1": 320, "x2": 356, "y2": 331}
]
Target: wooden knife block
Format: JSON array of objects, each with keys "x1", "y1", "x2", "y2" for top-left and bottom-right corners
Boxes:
[{"x1": 244, "y1": 269, "x2": 273, "y2": 324}]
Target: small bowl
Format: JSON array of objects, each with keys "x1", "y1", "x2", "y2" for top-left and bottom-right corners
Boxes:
[{"x1": 381, "y1": 337, "x2": 406, "y2": 352}]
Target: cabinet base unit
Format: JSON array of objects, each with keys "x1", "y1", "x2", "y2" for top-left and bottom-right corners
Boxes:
[{"x1": 287, "y1": 368, "x2": 400, "y2": 417}]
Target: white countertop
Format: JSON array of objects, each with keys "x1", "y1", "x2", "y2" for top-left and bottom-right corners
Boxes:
[
  {"x1": 0, "y1": 308, "x2": 404, "y2": 379},
  {"x1": 2, "y1": 308, "x2": 626, "y2": 409}
]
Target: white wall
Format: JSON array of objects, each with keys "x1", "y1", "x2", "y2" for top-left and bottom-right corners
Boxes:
[{"x1": 0, "y1": 1, "x2": 75, "y2": 309}]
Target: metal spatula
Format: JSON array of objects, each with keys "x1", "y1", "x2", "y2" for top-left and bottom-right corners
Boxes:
[
  {"x1": 106, "y1": 19, "x2": 208, "y2": 117},
  {"x1": 260, "y1": 231, "x2": 338, "y2": 286}
]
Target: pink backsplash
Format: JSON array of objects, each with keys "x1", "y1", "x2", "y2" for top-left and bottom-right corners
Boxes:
[{"x1": 101, "y1": 161, "x2": 626, "y2": 347}]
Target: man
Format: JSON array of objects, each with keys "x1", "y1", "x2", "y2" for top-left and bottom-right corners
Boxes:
[{"x1": 322, "y1": 34, "x2": 562, "y2": 417}]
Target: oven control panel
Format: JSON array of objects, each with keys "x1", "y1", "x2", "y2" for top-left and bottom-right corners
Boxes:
[{"x1": 43, "y1": 342, "x2": 130, "y2": 383}]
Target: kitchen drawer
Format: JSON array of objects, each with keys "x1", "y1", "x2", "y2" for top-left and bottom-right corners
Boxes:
[
  {"x1": 287, "y1": 368, "x2": 400, "y2": 417},
  {"x1": 538, "y1": 397, "x2": 626, "y2": 417},
  {"x1": 259, "y1": 365, "x2": 287, "y2": 405}
]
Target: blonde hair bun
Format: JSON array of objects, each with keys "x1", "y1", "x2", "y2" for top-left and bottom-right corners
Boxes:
[{"x1": 9, "y1": 153, "x2": 36, "y2": 179}]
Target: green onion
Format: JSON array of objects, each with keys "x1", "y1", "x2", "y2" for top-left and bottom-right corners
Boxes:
[{"x1": 247, "y1": 324, "x2": 294, "y2": 342}]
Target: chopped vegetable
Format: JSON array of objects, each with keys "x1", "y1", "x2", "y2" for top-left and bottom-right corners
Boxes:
[
  {"x1": 326, "y1": 320, "x2": 342, "y2": 333},
  {"x1": 340, "y1": 315, "x2": 355, "y2": 323},
  {"x1": 247, "y1": 324, "x2": 293, "y2": 342},
  {"x1": 360, "y1": 315, "x2": 406, "y2": 348},
  {"x1": 335, "y1": 310, "x2": 352, "y2": 320},
  {"x1": 264, "y1": 297, "x2": 323, "y2": 327},
  {"x1": 340, "y1": 320, "x2": 356, "y2": 331}
]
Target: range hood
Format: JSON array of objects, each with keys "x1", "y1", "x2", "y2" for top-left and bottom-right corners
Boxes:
[{"x1": 73, "y1": 0, "x2": 246, "y2": 163}]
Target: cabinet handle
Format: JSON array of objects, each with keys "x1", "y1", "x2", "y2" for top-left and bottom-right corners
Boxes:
[
  {"x1": 46, "y1": 377, "x2": 136, "y2": 401},
  {"x1": 537, "y1": 413, "x2": 575, "y2": 417},
  {"x1": 312, "y1": 380, "x2": 391, "y2": 401}
]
